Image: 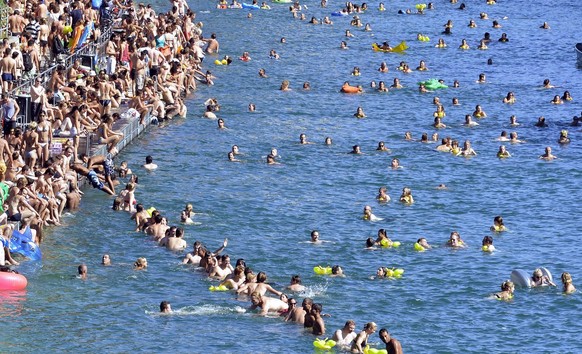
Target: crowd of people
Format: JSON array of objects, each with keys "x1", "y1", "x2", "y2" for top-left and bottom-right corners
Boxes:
[{"x1": 1, "y1": 0, "x2": 579, "y2": 352}]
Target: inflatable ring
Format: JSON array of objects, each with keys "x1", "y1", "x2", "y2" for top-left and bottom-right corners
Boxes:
[
  {"x1": 214, "y1": 59, "x2": 223, "y2": 65},
  {"x1": 314, "y1": 266, "x2": 332, "y2": 275},
  {"x1": 414, "y1": 242, "x2": 426, "y2": 251},
  {"x1": 146, "y1": 207, "x2": 156, "y2": 217},
  {"x1": 341, "y1": 83, "x2": 361, "y2": 93},
  {"x1": 209, "y1": 285, "x2": 229, "y2": 291},
  {"x1": 482, "y1": 245, "x2": 492, "y2": 252},
  {"x1": 380, "y1": 239, "x2": 401, "y2": 248},
  {"x1": 415, "y1": 3, "x2": 426, "y2": 10},
  {"x1": 0, "y1": 272, "x2": 27, "y2": 290},
  {"x1": 314, "y1": 338, "x2": 336, "y2": 350},
  {"x1": 364, "y1": 345, "x2": 388, "y2": 354}
]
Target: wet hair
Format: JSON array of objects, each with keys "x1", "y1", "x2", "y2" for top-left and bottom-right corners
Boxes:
[
  {"x1": 501, "y1": 280, "x2": 513, "y2": 291},
  {"x1": 482, "y1": 236, "x2": 493, "y2": 245},
  {"x1": 160, "y1": 301, "x2": 170, "y2": 311},
  {"x1": 256, "y1": 271, "x2": 267, "y2": 283},
  {"x1": 366, "y1": 237, "x2": 375, "y2": 247},
  {"x1": 312, "y1": 303, "x2": 322, "y2": 313},
  {"x1": 331, "y1": 265, "x2": 341, "y2": 274},
  {"x1": 291, "y1": 275, "x2": 302, "y2": 284},
  {"x1": 145, "y1": 155, "x2": 153, "y2": 164},
  {"x1": 561, "y1": 272, "x2": 572, "y2": 284},
  {"x1": 78, "y1": 264, "x2": 87, "y2": 274}
]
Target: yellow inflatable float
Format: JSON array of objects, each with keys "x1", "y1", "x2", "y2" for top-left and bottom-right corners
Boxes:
[
  {"x1": 314, "y1": 266, "x2": 332, "y2": 275},
  {"x1": 313, "y1": 338, "x2": 336, "y2": 350}
]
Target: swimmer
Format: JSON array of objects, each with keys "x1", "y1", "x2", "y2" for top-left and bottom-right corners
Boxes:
[
  {"x1": 300, "y1": 133, "x2": 314, "y2": 144},
  {"x1": 258, "y1": 68, "x2": 268, "y2": 78},
  {"x1": 399, "y1": 187, "x2": 414, "y2": 204},
  {"x1": 540, "y1": 22, "x2": 550, "y2": 29},
  {"x1": 391, "y1": 78, "x2": 403, "y2": 89},
  {"x1": 391, "y1": 158, "x2": 402, "y2": 169},
  {"x1": 378, "y1": 62, "x2": 389, "y2": 73},
  {"x1": 510, "y1": 115, "x2": 520, "y2": 126},
  {"x1": 493, "y1": 280, "x2": 514, "y2": 300},
  {"x1": 78, "y1": 264, "x2": 88, "y2": 280},
  {"x1": 433, "y1": 105, "x2": 445, "y2": 118},
  {"x1": 376, "y1": 186, "x2": 390, "y2": 202},
  {"x1": 310, "y1": 230, "x2": 322, "y2": 244},
  {"x1": 376, "y1": 141, "x2": 389, "y2": 152},
  {"x1": 345, "y1": 29, "x2": 354, "y2": 38},
  {"x1": 352, "y1": 322, "x2": 377, "y2": 353},
  {"x1": 287, "y1": 275, "x2": 306, "y2": 292},
  {"x1": 480, "y1": 12, "x2": 488, "y2": 19},
  {"x1": 142, "y1": 155, "x2": 158, "y2": 170},
  {"x1": 477, "y1": 73, "x2": 486, "y2": 83},
  {"x1": 503, "y1": 92, "x2": 516, "y2": 104},
  {"x1": 333, "y1": 320, "x2": 357, "y2": 348},
  {"x1": 530, "y1": 268, "x2": 556, "y2": 287},
  {"x1": 266, "y1": 154, "x2": 279, "y2": 165},
  {"x1": 311, "y1": 303, "x2": 326, "y2": 335},
  {"x1": 482, "y1": 236, "x2": 495, "y2": 252},
  {"x1": 436, "y1": 184, "x2": 447, "y2": 190},
  {"x1": 473, "y1": 105, "x2": 487, "y2": 118},
  {"x1": 303, "y1": 82, "x2": 311, "y2": 90},
  {"x1": 363, "y1": 205, "x2": 381, "y2": 221},
  {"x1": 558, "y1": 130, "x2": 570, "y2": 144},
  {"x1": 459, "y1": 39, "x2": 470, "y2": 50},
  {"x1": 351, "y1": 67, "x2": 361, "y2": 76},
  {"x1": 364, "y1": 23, "x2": 371, "y2": 31},
  {"x1": 354, "y1": 107, "x2": 366, "y2": 118},
  {"x1": 250, "y1": 291, "x2": 288, "y2": 316},
  {"x1": 499, "y1": 33, "x2": 509, "y2": 42},
  {"x1": 181, "y1": 204, "x2": 195, "y2": 223},
  {"x1": 571, "y1": 116, "x2": 580, "y2": 127},
  {"x1": 340, "y1": 41, "x2": 348, "y2": 49},
  {"x1": 464, "y1": 115, "x2": 479, "y2": 127},
  {"x1": 331, "y1": 265, "x2": 344, "y2": 277},
  {"x1": 232, "y1": 145, "x2": 242, "y2": 155},
  {"x1": 228, "y1": 151, "x2": 240, "y2": 162},
  {"x1": 416, "y1": 60, "x2": 428, "y2": 71},
  {"x1": 433, "y1": 117, "x2": 446, "y2": 129},
  {"x1": 447, "y1": 231, "x2": 465, "y2": 248},
  {"x1": 492, "y1": 20, "x2": 501, "y2": 28},
  {"x1": 377, "y1": 81, "x2": 389, "y2": 92},
  {"x1": 562, "y1": 91, "x2": 573, "y2": 101},
  {"x1": 436, "y1": 138, "x2": 451, "y2": 152},
  {"x1": 249, "y1": 103, "x2": 256, "y2": 111},
  {"x1": 350, "y1": 145, "x2": 362, "y2": 154},
  {"x1": 497, "y1": 145, "x2": 511, "y2": 158},
  {"x1": 435, "y1": 38, "x2": 447, "y2": 48},
  {"x1": 204, "y1": 105, "x2": 217, "y2": 119},
  {"x1": 419, "y1": 84, "x2": 431, "y2": 93},
  {"x1": 416, "y1": 237, "x2": 431, "y2": 249},
  {"x1": 468, "y1": 19, "x2": 476, "y2": 28},
  {"x1": 561, "y1": 272, "x2": 576, "y2": 294},
  {"x1": 551, "y1": 95, "x2": 563, "y2": 104},
  {"x1": 379, "y1": 328, "x2": 403, "y2": 354},
  {"x1": 160, "y1": 301, "x2": 172, "y2": 313},
  {"x1": 539, "y1": 146, "x2": 557, "y2": 160},
  {"x1": 280, "y1": 80, "x2": 291, "y2": 91},
  {"x1": 379, "y1": 42, "x2": 392, "y2": 51},
  {"x1": 535, "y1": 116, "x2": 548, "y2": 127},
  {"x1": 102, "y1": 254, "x2": 111, "y2": 266},
  {"x1": 404, "y1": 131, "x2": 413, "y2": 140},
  {"x1": 325, "y1": 137, "x2": 333, "y2": 145},
  {"x1": 542, "y1": 79, "x2": 556, "y2": 89},
  {"x1": 453, "y1": 80, "x2": 460, "y2": 88},
  {"x1": 280, "y1": 37, "x2": 286, "y2": 43},
  {"x1": 420, "y1": 133, "x2": 430, "y2": 143},
  {"x1": 432, "y1": 132, "x2": 439, "y2": 142},
  {"x1": 509, "y1": 132, "x2": 523, "y2": 144},
  {"x1": 458, "y1": 140, "x2": 477, "y2": 156},
  {"x1": 378, "y1": 3, "x2": 385, "y2": 11},
  {"x1": 217, "y1": 118, "x2": 226, "y2": 129},
  {"x1": 134, "y1": 257, "x2": 148, "y2": 270},
  {"x1": 477, "y1": 39, "x2": 488, "y2": 50}
]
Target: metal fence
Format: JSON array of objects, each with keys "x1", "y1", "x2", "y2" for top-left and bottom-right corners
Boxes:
[{"x1": 0, "y1": 3, "x2": 9, "y2": 40}]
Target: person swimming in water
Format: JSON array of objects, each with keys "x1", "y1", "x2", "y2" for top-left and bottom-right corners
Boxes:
[
  {"x1": 482, "y1": 236, "x2": 495, "y2": 252},
  {"x1": 376, "y1": 187, "x2": 390, "y2": 203},
  {"x1": 561, "y1": 272, "x2": 576, "y2": 294},
  {"x1": 352, "y1": 322, "x2": 377, "y2": 353},
  {"x1": 160, "y1": 300, "x2": 172, "y2": 313},
  {"x1": 539, "y1": 146, "x2": 556, "y2": 160},
  {"x1": 399, "y1": 187, "x2": 414, "y2": 204},
  {"x1": 493, "y1": 280, "x2": 514, "y2": 300},
  {"x1": 490, "y1": 216, "x2": 506, "y2": 232},
  {"x1": 447, "y1": 231, "x2": 465, "y2": 248}
]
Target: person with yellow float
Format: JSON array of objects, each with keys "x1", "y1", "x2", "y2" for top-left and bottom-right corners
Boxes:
[
  {"x1": 379, "y1": 328, "x2": 403, "y2": 354},
  {"x1": 447, "y1": 231, "x2": 466, "y2": 248},
  {"x1": 351, "y1": 322, "x2": 377, "y2": 354},
  {"x1": 414, "y1": 237, "x2": 431, "y2": 251},
  {"x1": 490, "y1": 215, "x2": 506, "y2": 232},
  {"x1": 376, "y1": 186, "x2": 390, "y2": 202},
  {"x1": 493, "y1": 280, "x2": 514, "y2": 300},
  {"x1": 482, "y1": 236, "x2": 495, "y2": 252},
  {"x1": 375, "y1": 266, "x2": 405, "y2": 279},
  {"x1": 472, "y1": 104, "x2": 487, "y2": 118}
]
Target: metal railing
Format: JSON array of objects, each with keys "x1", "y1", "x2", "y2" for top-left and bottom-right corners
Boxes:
[{"x1": 0, "y1": 3, "x2": 9, "y2": 40}]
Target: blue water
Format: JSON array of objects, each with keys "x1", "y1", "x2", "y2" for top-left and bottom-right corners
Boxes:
[{"x1": 2, "y1": 0, "x2": 582, "y2": 353}]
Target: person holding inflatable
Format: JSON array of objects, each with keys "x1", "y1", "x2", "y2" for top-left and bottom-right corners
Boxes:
[
  {"x1": 379, "y1": 328, "x2": 403, "y2": 354},
  {"x1": 531, "y1": 269, "x2": 556, "y2": 287},
  {"x1": 351, "y1": 322, "x2": 377, "y2": 353}
]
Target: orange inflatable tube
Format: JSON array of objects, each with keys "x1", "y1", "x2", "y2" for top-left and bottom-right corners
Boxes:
[{"x1": 341, "y1": 82, "x2": 362, "y2": 93}]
